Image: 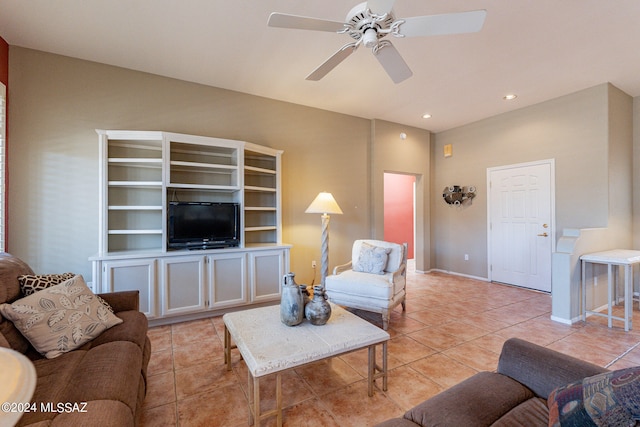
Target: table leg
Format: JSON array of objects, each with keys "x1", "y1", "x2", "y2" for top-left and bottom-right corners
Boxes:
[
  {"x1": 247, "y1": 370, "x2": 254, "y2": 426},
  {"x1": 275, "y1": 373, "x2": 282, "y2": 427},
  {"x1": 608, "y1": 264, "x2": 613, "y2": 328},
  {"x1": 253, "y1": 375, "x2": 261, "y2": 427},
  {"x1": 247, "y1": 371, "x2": 282, "y2": 427},
  {"x1": 224, "y1": 325, "x2": 231, "y2": 371},
  {"x1": 582, "y1": 260, "x2": 587, "y2": 321},
  {"x1": 382, "y1": 341, "x2": 388, "y2": 392},
  {"x1": 368, "y1": 345, "x2": 375, "y2": 397},
  {"x1": 367, "y1": 342, "x2": 388, "y2": 397},
  {"x1": 625, "y1": 265, "x2": 632, "y2": 331}
]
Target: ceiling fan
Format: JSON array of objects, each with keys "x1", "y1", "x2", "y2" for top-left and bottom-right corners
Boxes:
[{"x1": 267, "y1": 0, "x2": 486, "y2": 84}]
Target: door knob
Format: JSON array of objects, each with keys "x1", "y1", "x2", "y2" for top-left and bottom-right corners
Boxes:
[{"x1": 537, "y1": 232, "x2": 548, "y2": 237}]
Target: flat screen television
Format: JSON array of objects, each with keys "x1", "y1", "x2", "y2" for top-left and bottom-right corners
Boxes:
[{"x1": 167, "y1": 201, "x2": 240, "y2": 250}]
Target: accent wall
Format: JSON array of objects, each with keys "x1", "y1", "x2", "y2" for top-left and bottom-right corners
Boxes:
[{"x1": 383, "y1": 172, "x2": 415, "y2": 259}]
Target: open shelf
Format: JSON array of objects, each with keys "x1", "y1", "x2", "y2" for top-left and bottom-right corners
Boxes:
[
  {"x1": 244, "y1": 207, "x2": 277, "y2": 211},
  {"x1": 108, "y1": 181, "x2": 162, "y2": 187},
  {"x1": 108, "y1": 206, "x2": 163, "y2": 210},
  {"x1": 108, "y1": 229, "x2": 163, "y2": 235},
  {"x1": 99, "y1": 130, "x2": 282, "y2": 254},
  {"x1": 244, "y1": 185, "x2": 276, "y2": 193},
  {"x1": 167, "y1": 183, "x2": 241, "y2": 191},
  {"x1": 245, "y1": 165, "x2": 276, "y2": 175}
]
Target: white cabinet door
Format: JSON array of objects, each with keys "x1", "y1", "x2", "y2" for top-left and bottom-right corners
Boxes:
[
  {"x1": 161, "y1": 255, "x2": 206, "y2": 316},
  {"x1": 249, "y1": 249, "x2": 285, "y2": 302},
  {"x1": 208, "y1": 253, "x2": 247, "y2": 309},
  {"x1": 101, "y1": 258, "x2": 157, "y2": 318}
]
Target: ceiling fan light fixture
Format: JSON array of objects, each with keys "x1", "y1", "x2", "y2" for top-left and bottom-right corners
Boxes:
[{"x1": 362, "y1": 28, "x2": 379, "y2": 48}]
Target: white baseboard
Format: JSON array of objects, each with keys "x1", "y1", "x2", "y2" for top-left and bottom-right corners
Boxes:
[
  {"x1": 427, "y1": 268, "x2": 489, "y2": 282},
  {"x1": 550, "y1": 315, "x2": 577, "y2": 325}
]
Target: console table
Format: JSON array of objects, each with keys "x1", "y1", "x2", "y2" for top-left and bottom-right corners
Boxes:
[
  {"x1": 581, "y1": 249, "x2": 640, "y2": 331},
  {"x1": 223, "y1": 303, "x2": 389, "y2": 426}
]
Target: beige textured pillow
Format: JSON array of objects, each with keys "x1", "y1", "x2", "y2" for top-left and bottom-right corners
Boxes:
[
  {"x1": 0, "y1": 275, "x2": 122, "y2": 358},
  {"x1": 353, "y1": 242, "x2": 391, "y2": 275}
]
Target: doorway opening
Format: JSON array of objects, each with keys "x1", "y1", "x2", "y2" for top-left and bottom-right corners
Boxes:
[{"x1": 383, "y1": 172, "x2": 416, "y2": 260}]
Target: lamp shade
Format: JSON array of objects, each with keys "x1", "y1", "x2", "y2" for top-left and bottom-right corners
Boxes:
[
  {"x1": 0, "y1": 348, "x2": 37, "y2": 426},
  {"x1": 305, "y1": 192, "x2": 343, "y2": 215}
]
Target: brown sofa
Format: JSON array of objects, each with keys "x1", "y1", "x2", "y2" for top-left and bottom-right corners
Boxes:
[
  {"x1": 0, "y1": 253, "x2": 151, "y2": 426},
  {"x1": 376, "y1": 337, "x2": 608, "y2": 427}
]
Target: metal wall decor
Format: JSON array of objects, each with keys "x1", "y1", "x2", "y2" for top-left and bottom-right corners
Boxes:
[{"x1": 442, "y1": 185, "x2": 476, "y2": 206}]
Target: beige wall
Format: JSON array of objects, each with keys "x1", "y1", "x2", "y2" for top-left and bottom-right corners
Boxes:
[
  {"x1": 10, "y1": 47, "x2": 425, "y2": 283},
  {"x1": 432, "y1": 84, "x2": 631, "y2": 279},
  {"x1": 607, "y1": 84, "x2": 634, "y2": 248},
  {"x1": 7, "y1": 46, "x2": 636, "y2": 298},
  {"x1": 371, "y1": 120, "x2": 431, "y2": 272}
]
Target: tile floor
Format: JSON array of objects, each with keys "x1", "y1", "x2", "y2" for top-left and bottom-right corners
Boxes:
[{"x1": 140, "y1": 263, "x2": 640, "y2": 426}]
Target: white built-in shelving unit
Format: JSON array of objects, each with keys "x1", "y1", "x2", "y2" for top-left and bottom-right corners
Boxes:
[{"x1": 91, "y1": 130, "x2": 289, "y2": 325}]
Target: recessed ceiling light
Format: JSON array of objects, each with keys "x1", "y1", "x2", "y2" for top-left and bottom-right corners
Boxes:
[
  {"x1": 422, "y1": 113, "x2": 432, "y2": 119},
  {"x1": 503, "y1": 94, "x2": 517, "y2": 101}
]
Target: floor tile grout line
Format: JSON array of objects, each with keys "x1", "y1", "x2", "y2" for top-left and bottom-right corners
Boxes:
[{"x1": 604, "y1": 339, "x2": 640, "y2": 369}]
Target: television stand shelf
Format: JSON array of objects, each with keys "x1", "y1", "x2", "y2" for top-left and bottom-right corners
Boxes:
[{"x1": 92, "y1": 130, "x2": 288, "y2": 324}]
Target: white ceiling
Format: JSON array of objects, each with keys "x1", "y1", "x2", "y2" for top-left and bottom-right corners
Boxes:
[{"x1": 2, "y1": 0, "x2": 640, "y2": 132}]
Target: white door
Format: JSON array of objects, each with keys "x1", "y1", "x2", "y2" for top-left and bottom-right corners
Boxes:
[{"x1": 488, "y1": 161, "x2": 554, "y2": 292}]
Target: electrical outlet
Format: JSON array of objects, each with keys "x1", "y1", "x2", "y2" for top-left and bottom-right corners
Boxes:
[
  {"x1": 464, "y1": 254, "x2": 469, "y2": 261},
  {"x1": 312, "y1": 260, "x2": 317, "y2": 268}
]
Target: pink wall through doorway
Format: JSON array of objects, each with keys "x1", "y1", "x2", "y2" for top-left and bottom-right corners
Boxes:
[{"x1": 383, "y1": 173, "x2": 415, "y2": 259}]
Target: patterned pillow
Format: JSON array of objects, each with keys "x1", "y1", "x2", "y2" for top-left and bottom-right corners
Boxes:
[
  {"x1": 18, "y1": 273, "x2": 114, "y2": 313},
  {"x1": 18, "y1": 273, "x2": 75, "y2": 296},
  {"x1": 548, "y1": 366, "x2": 640, "y2": 427},
  {"x1": 0, "y1": 275, "x2": 123, "y2": 359},
  {"x1": 353, "y1": 242, "x2": 391, "y2": 275}
]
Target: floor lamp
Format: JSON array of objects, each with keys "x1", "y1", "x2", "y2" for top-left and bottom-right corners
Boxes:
[{"x1": 305, "y1": 192, "x2": 343, "y2": 288}]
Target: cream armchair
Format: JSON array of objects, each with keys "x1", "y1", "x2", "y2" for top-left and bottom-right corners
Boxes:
[{"x1": 324, "y1": 239, "x2": 407, "y2": 330}]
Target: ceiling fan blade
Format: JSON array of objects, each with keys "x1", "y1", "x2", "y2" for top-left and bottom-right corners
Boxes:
[
  {"x1": 373, "y1": 41, "x2": 412, "y2": 84},
  {"x1": 268, "y1": 12, "x2": 345, "y2": 32},
  {"x1": 366, "y1": 0, "x2": 396, "y2": 15},
  {"x1": 398, "y1": 9, "x2": 487, "y2": 37},
  {"x1": 306, "y1": 43, "x2": 358, "y2": 81}
]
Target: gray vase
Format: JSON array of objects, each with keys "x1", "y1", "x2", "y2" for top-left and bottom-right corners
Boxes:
[
  {"x1": 280, "y1": 272, "x2": 304, "y2": 326},
  {"x1": 300, "y1": 284, "x2": 311, "y2": 308},
  {"x1": 305, "y1": 285, "x2": 332, "y2": 326}
]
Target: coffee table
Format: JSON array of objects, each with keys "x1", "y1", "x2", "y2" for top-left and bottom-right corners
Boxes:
[{"x1": 223, "y1": 303, "x2": 389, "y2": 426}]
